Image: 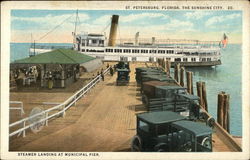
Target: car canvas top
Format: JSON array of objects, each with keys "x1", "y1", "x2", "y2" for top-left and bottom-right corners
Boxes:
[
  {"x1": 137, "y1": 111, "x2": 186, "y2": 124},
  {"x1": 177, "y1": 94, "x2": 200, "y2": 100},
  {"x1": 155, "y1": 85, "x2": 186, "y2": 90},
  {"x1": 172, "y1": 120, "x2": 212, "y2": 137}
]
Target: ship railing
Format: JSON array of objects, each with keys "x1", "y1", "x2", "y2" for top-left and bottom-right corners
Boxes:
[
  {"x1": 9, "y1": 67, "x2": 111, "y2": 138},
  {"x1": 116, "y1": 38, "x2": 220, "y2": 46},
  {"x1": 30, "y1": 45, "x2": 72, "y2": 50},
  {"x1": 9, "y1": 101, "x2": 25, "y2": 117}
]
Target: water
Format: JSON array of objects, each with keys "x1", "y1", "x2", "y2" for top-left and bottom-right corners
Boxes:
[
  {"x1": 10, "y1": 43, "x2": 72, "y2": 62},
  {"x1": 185, "y1": 44, "x2": 242, "y2": 136},
  {"x1": 10, "y1": 43, "x2": 242, "y2": 136}
]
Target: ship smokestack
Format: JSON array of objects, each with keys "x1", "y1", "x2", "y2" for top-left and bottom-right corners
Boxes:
[
  {"x1": 108, "y1": 15, "x2": 119, "y2": 46},
  {"x1": 135, "y1": 32, "x2": 139, "y2": 46},
  {"x1": 152, "y1": 37, "x2": 156, "y2": 45}
]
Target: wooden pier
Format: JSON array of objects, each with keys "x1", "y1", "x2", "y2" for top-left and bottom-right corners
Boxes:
[{"x1": 9, "y1": 62, "x2": 241, "y2": 152}]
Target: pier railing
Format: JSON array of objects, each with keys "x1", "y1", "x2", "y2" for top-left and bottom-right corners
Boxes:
[
  {"x1": 9, "y1": 101, "x2": 25, "y2": 116},
  {"x1": 9, "y1": 67, "x2": 111, "y2": 138}
]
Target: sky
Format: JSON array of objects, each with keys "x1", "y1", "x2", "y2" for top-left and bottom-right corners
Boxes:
[{"x1": 11, "y1": 10, "x2": 242, "y2": 44}]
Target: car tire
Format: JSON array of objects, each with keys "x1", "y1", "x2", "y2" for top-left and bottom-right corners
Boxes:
[
  {"x1": 157, "y1": 149, "x2": 164, "y2": 152},
  {"x1": 201, "y1": 137, "x2": 212, "y2": 150},
  {"x1": 131, "y1": 135, "x2": 142, "y2": 152}
]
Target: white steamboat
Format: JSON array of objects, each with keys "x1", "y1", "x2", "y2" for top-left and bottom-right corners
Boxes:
[
  {"x1": 73, "y1": 15, "x2": 221, "y2": 67},
  {"x1": 30, "y1": 15, "x2": 222, "y2": 67}
]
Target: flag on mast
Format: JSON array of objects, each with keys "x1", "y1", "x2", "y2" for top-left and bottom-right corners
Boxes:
[{"x1": 220, "y1": 33, "x2": 228, "y2": 48}]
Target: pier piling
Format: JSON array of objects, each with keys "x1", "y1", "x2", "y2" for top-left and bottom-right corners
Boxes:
[
  {"x1": 174, "y1": 63, "x2": 180, "y2": 83},
  {"x1": 217, "y1": 92, "x2": 230, "y2": 133},
  {"x1": 186, "y1": 71, "x2": 194, "y2": 94},
  {"x1": 180, "y1": 67, "x2": 185, "y2": 87},
  {"x1": 165, "y1": 60, "x2": 171, "y2": 76},
  {"x1": 202, "y1": 82, "x2": 208, "y2": 111},
  {"x1": 196, "y1": 81, "x2": 204, "y2": 107}
]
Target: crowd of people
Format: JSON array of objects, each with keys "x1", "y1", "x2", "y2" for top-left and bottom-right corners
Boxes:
[{"x1": 12, "y1": 66, "x2": 39, "y2": 86}]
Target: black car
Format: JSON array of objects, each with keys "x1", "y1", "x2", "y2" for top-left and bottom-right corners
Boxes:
[{"x1": 131, "y1": 111, "x2": 212, "y2": 152}]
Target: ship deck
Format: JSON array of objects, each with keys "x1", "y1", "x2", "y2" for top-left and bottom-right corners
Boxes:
[{"x1": 9, "y1": 62, "x2": 241, "y2": 152}]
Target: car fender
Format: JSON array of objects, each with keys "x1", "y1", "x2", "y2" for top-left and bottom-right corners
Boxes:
[{"x1": 154, "y1": 143, "x2": 167, "y2": 151}]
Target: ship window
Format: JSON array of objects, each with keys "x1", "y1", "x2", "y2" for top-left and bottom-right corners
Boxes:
[
  {"x1": 183, "y1": 58, "x2": 188, "y2": 62},
  {"x1": 146, "y1": 50, "x2": 148, "y2": 53},
  {"x1": 82, "y1": 49, "x2": 85, "y2": 52},
  {"x1": 191, "y1": 58, "x2": 196, "y2": 62},
  {"x1": 202, "y1": 58, "x2": 206, "y2": 62},
  {"x1": 82, "y1": 43, "x2": 85, "y2": 46},
  {"x1": 132, "y1": 57, "x2": 137, "y2": 61},
  {"x1": 132, "y1": 49, "x2": 135, "y2": 53},
  {"x1": 92, "y1": 40, "x2": 97, "y2": 44},
  {"x1": 207, "y1": 58, "x2": 211, "y2": 61},
  {"x1": 175, "y1": 58, "x2": 181, "y2": 62},
  {"x1": 150, "y1": 50, "x2": 156, "y2": 53}
]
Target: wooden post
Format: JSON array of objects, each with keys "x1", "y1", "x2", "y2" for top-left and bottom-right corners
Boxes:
[
  {"x1": 190, "y1": 72, "x2": 194, "y2": 94},
  {"x1": 162, "y1": 58, "x2": 166, "y2": 69},
  {"x1": 223, "y1": 94, "x2": 230, "y2": 133},
  {"x1": 41, "y1": 64, "x2": 45, "y2": 87},
  {"x1": 186, "y1": 71, "x2": 194, "y2": 95},
  {"x1": 168, "y1": 60, "x2": 171, "y2": 76},
  {"x1": 61, "y1": 64, "x2": 65, "y2": 88},
  {"x1": 161, "y1": 58, "x2": 164, "y2": 68},
  {"x1": 217, "y1": 92, "x2": 225, "y2": 128},
  {"x1": 165, "y1": 60, "x2": 171, "y2": 77},
  {"x1": 180, "y1": 67, "x2": 185, "y2": 87},
  {"x1": 196, "y1": 81, "x2": 203, "y2": 107},
  {"x1": 201, "y1": 82, "x2": 208, "y2": 111},
  {"x1": 227, "y1": 95, "x2": 230, "y2": 133},
  {"x1": 174, "y1": 63, "x2": 180, "y2": 83}
]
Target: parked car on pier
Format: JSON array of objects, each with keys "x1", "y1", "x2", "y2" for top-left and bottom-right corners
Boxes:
[{"x1": 131, "y1": 111, "x2": 213, "y2": 152}]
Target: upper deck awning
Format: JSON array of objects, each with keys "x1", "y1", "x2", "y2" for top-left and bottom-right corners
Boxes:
[{"x1": 12, "y1": 49, "x2": 95, "y2": 65}]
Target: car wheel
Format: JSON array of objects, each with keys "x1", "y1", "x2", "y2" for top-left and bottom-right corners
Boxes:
[
  {"x1": 157, "y1": 149, "x2": 164, "y2": 152},
  {"x1": 131, "y1": 135, "x2": 142, "y2": 152},
  {"x1": 179, "y1": 142, "x2": 192, "y2": 152},
  {"x1": 201, "y1": 137, "x2": 212, "y2": 150}
]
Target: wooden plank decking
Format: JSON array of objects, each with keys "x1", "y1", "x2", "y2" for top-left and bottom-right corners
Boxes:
[{"x1": 9, "y1": 63, "x2": 241, "y2": 152}]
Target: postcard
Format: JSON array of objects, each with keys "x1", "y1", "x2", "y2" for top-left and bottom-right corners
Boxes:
[{"x1": 1, "y1": 1, "x2": 249, "y2": 160}]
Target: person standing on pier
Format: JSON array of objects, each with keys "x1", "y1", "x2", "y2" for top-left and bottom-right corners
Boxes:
[
  {"x1": 101, "y1": 71, "x2": 104, "y2": 81},
  {"x1": 110, "y1": 67, "x2": 114, "y2": 76}
]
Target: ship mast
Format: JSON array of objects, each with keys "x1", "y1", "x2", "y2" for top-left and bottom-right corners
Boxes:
[{"x1": 73, "y1": 9, "x2": 79, "y2": 47}]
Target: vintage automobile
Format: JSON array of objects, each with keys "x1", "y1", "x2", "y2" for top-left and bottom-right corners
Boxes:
[
  {"x1": 116, "y1": 61, "x2": 130, "y2": 85},
  {"x1": 135, "y1": 67, "x2": 165, "y2": 84},
  {"x1": 131, "y1": 111, "x2": 213, "y2": 152},
  {"x1": 116, "y1": 68, "x2": 130, "y2": 85},
  {"x1": 142, "y1": 85, "x2": 187, "y2": 106}
]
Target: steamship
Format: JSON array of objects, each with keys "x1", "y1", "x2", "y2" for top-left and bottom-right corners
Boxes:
[{"x1": 30, "y1": 15, "x2": 223, "y2": 67}]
